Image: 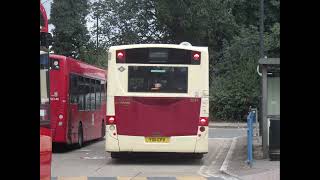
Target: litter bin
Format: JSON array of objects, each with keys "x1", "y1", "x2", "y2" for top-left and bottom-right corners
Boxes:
[{"x1": 269, "y1": 116, "x2": 280, "y2": 160}]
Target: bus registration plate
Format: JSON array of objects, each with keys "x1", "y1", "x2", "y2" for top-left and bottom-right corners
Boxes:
[{"x1": 145, "y1": 137, "x2": 170, "y2": 143}]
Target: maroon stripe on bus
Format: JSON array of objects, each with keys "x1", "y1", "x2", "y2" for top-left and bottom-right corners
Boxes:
[{"x1": 115, "y1": 96, "x2": 201, "y2": 136}]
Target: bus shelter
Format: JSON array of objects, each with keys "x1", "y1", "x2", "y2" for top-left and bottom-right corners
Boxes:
[{"x1": 259, "y1": 58, "x2": 280, "y2": 160}]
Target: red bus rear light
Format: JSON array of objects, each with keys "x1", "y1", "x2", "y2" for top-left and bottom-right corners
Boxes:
[
  {"x1": 199, "y1": 117, "x2": 208, "y2": 126},
  {"x1": 116, "y1": 50, "x2": 126, "y2": 63},
  {"x1": 106, "y1": 116, "x2": 116, "y2": 125},
  {"x1": 193, "y1": 53, "x2": 200, "y2": 60},
  {"x1": 192, "y1": 51, "x2": 201, "y2": 61}
]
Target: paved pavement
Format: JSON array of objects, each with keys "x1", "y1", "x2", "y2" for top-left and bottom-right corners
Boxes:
[{"x1": 221, "y1": 136, "x2": 280, "y2": 180}]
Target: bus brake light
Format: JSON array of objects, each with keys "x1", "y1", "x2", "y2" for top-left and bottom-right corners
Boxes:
[
  {"x1": 107, "y1": 116, "x2": 116, "y2": 124},
  {"x1": 199, "y1": 117, "x2": 208, "y2": 126},
  {"x1": 116, "y1": 50, "x2": 126, "y2": 63},
  {"x1": 193, "y1": 53, "x2": 200, "y2": 60},
  {"x1": 192, "y1": 51, "x2": 201, "y2": 61}
]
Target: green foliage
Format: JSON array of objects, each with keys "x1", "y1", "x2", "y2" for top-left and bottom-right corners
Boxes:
[
  {"x1": 211, "y1": 26, "x2": 261, "y2": 121},
  {"x1": 50, "y1": 0, "x2": 90, "y2": 59},
  {"x1": 88, "y1": 0, "x2": 280, "y2": 121},
  {"x1": 91, "y1": 0, "x2": 165, "y2": 46},
  {"x1": 79, "y1": 42, "x2": 108, "y2": 68}
]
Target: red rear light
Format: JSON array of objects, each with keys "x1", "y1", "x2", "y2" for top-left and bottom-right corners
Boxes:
[
  {"x1": 199, "y1": 117, "x2": 208, "y2": 126},
  {"x1": 192, "y1": 51, "x2": 201, "y2": 61},
  {"x1": 106, "y1": 116, "x2": 116, "y2": 125},
  {"x1": 116, "y1": 50, "x2": 126, "y2": 63}
]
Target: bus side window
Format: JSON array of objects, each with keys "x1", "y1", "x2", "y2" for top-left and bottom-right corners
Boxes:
[
  {"x1": 101, "y1": 83, "x2": 105, "y2": 104},
  {"x1": 84, "y1": 78, "x2": 91, "y2": 111},
  {"x1": 91, "y1": 79, "x2": 96, "y2": 110},
  {"x1": 78, "y1": 76, "x2": 85, "y2": 110},
  {"x1": 70, "y1": 74, "x2": 78, "y2": 104},
  {"x1": 105, "y1": 82, "x2": 107, "y2": 103},
  {"x1": 96, "y1": 80, "x2": 101, "y2": 109}
]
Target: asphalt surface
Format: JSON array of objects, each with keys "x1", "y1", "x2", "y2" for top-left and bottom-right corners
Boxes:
[{"x1": 52, "y1": 128, "x2": 246, "y2": 179}]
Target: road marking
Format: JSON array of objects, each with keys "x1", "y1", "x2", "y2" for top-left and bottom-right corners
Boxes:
[
  {"x1": 57, "y1": 176, "x2": 87, "y2": 180},
  {"x1": 147, "y1": 177, "x2": 176, "y2": 180},
  {"x1": 117, "y1": 177, "x2": 147, "y2": 180},
  {"x1": 80, "y1": 156, "x2": 106, "y2": 160},
  {"x1": 176, "y1": 176, "x2": 207, "y2": 180},
  {"x1": 77, "y1": 149, "x2": 92, "y2": 152}
]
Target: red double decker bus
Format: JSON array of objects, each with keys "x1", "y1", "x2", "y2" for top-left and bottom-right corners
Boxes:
[
  {"x1": 40, "y1": 1, "x2": 52, "y2": 180},
  {"x1": 49, "y1": 55, "x2": 107, "y2": 148}
]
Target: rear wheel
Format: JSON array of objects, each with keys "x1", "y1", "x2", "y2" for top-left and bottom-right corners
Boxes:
[
  {"x1": 101, "y1": 120, "x2": 106, "y2": 138},
  {"x1": 77, "y1": 124, "x2": 84, "y2": 148},
  {"x1": 111, "y1": 152, "x2": 121, "y2": 159},
  {"x1": 193, "y1": 153, "x2": 204, "y2": 159}
]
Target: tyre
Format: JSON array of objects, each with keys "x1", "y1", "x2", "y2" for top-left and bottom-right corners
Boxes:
[
  {"x1": 193, "y1": 153, "x2": 204, "y2": 159},
  {"x1": 111, "y1": 152, "x2": 121, "y2": 159},
  {"x1": 77, "y1": 123, "x2": 84, "y2": 148},
  {"x1": 101, "y1": 120, "x2": 106, "y2": 138}
]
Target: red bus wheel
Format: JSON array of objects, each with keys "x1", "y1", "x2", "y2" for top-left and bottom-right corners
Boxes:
[
  {"x1": 101, "y1": 120, "x2": 106, "y2": 138},
  {"x1": 77, "y1": 124, "x2": 83, "y2": 148}
]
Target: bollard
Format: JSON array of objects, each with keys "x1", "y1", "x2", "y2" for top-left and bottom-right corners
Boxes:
[{"x1": 247, "y1": 110, "x2": 256, "y2": 167}]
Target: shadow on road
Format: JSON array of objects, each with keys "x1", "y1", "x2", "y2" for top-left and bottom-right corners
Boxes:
[
  {"x1": 108, "y1": 153, "x2": 205, "y2": 165},
  {"x1": 52, "y1": 137, "x2": 105, "y2": 153}
]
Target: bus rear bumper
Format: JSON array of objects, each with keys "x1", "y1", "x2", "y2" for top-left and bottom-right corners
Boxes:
[{"x1": 105, "y1": 126, "x2": 208, "y2": 153}]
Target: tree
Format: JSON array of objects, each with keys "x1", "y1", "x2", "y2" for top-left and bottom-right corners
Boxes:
[
  {"x1": 87, "y1": 0, "x2": 280, "y2": 121},
  {"x1": 50, "y1": 0, "x2": 90, "y2": 59},
  {"x1": 154, "y1": 0, "x2": 279, "y2": 121},
  {"x1": 91, "y1": 0, "x2": 166, "y2": 47}
]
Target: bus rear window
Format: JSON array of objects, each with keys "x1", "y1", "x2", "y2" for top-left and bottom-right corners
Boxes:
[
  {"x1": 119, "y1": 48, "x2": 199, "y2": 64},
  {"x1": 128, "y1": 66, "x2": 188, "y2": 93}
]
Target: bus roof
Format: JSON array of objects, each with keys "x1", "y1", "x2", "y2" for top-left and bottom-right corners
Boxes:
[
  {"x1": 50, "y1": 54, "x2": 106, "y2": 70},
  {"x1": 108, "y1": 44, "x2": 208, "y2": 52},
  {"x1": 49, "y1": 54, "x2": 107, "y2": 79}
]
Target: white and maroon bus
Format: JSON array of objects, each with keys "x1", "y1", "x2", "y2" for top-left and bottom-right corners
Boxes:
[
  {"x1": 105, "y1": 43, "x2": 209, "y2": 158},
  {"x1": 49, "y1": 55, "x2": 107, "y2": 148}
]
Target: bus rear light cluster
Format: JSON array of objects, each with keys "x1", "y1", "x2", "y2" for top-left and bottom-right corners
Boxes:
[
  {"x1": 109, "y1": 124, "x2": 115, "y2": 131},
  {"x1": 199, "y1": 117, "x2": 208, "y2": 126},
  {"x1": 116, "y1": 50, "x2": 126, "y2": 63},
  {"x1": 192, "y1": 51, "x2": 201, "y2": 62},
  {"x1": 199, "y1": 126, "x2": 205, "y2": 132},
  {"x1": 106, "y1": 116, "x2": 116, "y2": 125}
]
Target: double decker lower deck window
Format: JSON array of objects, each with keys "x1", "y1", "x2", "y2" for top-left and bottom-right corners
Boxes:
[{"x1": 128, "y1": 66, "x2": 188, "y2": 93}]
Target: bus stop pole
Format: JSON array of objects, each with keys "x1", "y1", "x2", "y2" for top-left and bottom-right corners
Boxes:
[
  {"x1": 247, "y1": 110, "x2": 255, "y2": 167},
  {"x1": 262, "y1": 64, "x2": 269, "y2": 158}
]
